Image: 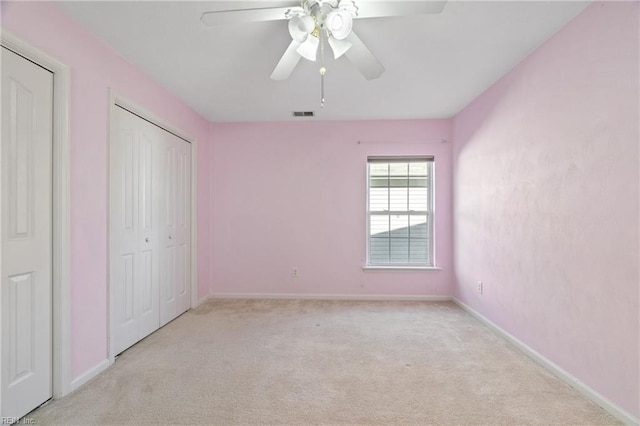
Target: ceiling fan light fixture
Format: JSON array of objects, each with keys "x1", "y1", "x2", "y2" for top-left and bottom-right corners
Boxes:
[
  {"x1": 326, "y1": 10, "x2": 352, "y2": 40},
  {"x1": 336, "y1": 0, "x2": 359, "y2": 17},
  {"x1": 296, "y1": 34, "x2": 320, "y2": 61},
  {"x1": 288, "y1": 15, "x2": 315, "y2": 42},
  {"x1": 328, "y1": 35, "x2": 352, "y2": 59}
]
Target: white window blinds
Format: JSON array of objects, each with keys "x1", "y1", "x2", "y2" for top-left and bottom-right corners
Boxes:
[{"x1": 367, "y1": 157, "x2": 434, "y2": 267}]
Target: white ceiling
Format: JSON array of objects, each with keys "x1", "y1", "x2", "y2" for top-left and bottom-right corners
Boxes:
[{"x1": 57, "y1": 1, "x2": 590, "y2": 122}]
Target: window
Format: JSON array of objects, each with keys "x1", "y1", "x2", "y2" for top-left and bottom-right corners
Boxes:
[{"x1": 367, "y1": 157, "x2": 434, "y2": 267}]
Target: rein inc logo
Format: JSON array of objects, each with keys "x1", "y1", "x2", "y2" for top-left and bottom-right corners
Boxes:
[{"x1": 1, "y1": 418, "x2": 35, "y2": 425}]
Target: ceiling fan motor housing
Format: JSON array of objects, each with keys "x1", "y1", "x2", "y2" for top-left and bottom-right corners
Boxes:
[{"x1": 301, "y1": 0, "x2": 357, "y2": 39}]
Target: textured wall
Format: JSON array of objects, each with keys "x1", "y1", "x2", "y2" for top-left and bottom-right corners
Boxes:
[
  {"x1": 1, "y1": 2, "x2": 213, "y2": 379},
  {"x1": 210, "y1": 120, "x2": 454, "y2": 297},
  {"x1": 453, "y1": 1, "x2": 639, "y2": 418}
]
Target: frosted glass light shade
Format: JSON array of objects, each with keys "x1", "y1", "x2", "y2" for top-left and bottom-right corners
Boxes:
[
  {"x1": 326, "y1": 10, "x2": 353, "y2": 40},
  {"x1": 328, "y1": 36, "x2": 352, "y2": 59},
  {"x1": 296, "y1": 35, "x2": 320, "y2": 61},
  {"x1": 288, "y1": 15, "x2": 315, "y2": 43}
]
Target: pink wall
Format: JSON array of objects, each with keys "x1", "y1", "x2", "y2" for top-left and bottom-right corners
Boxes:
[
  {"x1": 1, "y1": 2, "x2": 213, "y2": 379},
  {"x1": 4, "y1": 0, "x2": 635, "y2": 418},
  {"x1": 210, "y1": 120, "x2": 454, "y2": 297},
  {"x1": 452, "y1": 1, "x2": 639, "y2": 419}
]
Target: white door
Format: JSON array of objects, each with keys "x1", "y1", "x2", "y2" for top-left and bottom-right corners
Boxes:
[
  {"x1": 110, "y1": 107, "x2": 161, "y2": 355},
  {"x1": 111, "y1": 106, "x2": 190, "y2": 355},
  {"x1": 160, "y1": 133, "x2": 191, "y2": 326},
  {"x1": 1, "y1": 47, "x2": 53, "y2": 419}
]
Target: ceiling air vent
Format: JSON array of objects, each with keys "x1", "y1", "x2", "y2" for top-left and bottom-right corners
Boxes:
[{"x1": 292, "y1": 111, "x2": 314, "y2": 117}]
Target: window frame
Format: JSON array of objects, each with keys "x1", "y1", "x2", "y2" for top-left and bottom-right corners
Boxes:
[{"x1": 365, "y1": 156, "x2": 437, "y2": 270}]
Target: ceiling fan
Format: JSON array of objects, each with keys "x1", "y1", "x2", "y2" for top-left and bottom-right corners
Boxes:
[{"x1": 201, "y1": 0, "x2": 446, "y2": 105}]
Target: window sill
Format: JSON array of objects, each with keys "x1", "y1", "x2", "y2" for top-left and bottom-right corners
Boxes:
[{"x1": 362, "y1": 266, "x2": 442, "y2": 271}]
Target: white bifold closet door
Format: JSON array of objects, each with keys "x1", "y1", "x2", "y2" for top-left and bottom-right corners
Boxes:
[
  {"x1": 1, "y1": 46, "x2": 53, "y2": 420},
  {"x1": 111, "y1": 106, "x2": 191, "y2": 356}
]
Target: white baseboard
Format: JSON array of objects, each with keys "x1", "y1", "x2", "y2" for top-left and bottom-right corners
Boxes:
[
  {"x1": 69, "y1": 359, "x2": 110, "y2": 393},
  {"x1": 453, "y1": 298, "x2": 638, "y2": 426},
  {"x1": 209, "y1": 293, "x2": 452, "y2": 302},
  {"x1": 195, "y1": 293, "x2": 212, "y2": 307}
]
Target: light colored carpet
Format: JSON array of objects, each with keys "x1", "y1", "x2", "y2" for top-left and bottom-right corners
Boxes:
[{"x1": 30, "y1": 299, "x2": 617, "y2": 425}]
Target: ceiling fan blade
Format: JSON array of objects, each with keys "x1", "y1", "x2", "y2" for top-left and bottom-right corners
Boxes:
[
  {"x1": 201, "y1": 6, "x2": 302, "y2": 26},
  {"x1": 344, "y1": 31, "x2": 385, "y2": 80},
  {"x1": 271, "y1": 40, "x2": 303, "y2": 80},
  {"x1": 354, "y1": 0, "x2": 446, "y2": 19}
]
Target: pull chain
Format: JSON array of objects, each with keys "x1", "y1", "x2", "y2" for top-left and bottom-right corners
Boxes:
[
  {"x1": 319, "y1": 29, "x2": 326, "y2": 108},
  {"x1": 320, "y1": 68, "x2": 326, "y2": 108}
]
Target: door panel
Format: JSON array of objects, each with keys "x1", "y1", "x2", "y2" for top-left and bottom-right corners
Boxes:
[
  {"x1": 122, "y1": 254, "x2": 135, "y2": 323},
  {"x1": 111, "y1": 111, "x2": 140, "y2": 355},
  {"x1": 1, "y1": 47, "x2": 53, "y2": 419},
  {"x1": 179, "y1": 244, "x2": 188, "y2": 297},
  {"x1": 160, "y1": 141, "x2": 176, "y2": 325},
  {"x1": 160, "y1": 133, "x2": 191, "y2": 326},
  {"x1": 9, "y1": 80, "x2": 34, "y2": 239},
  {"x1": 141, "y1": 251, "x2": 153, "y2": 313},
  {"x1": 137, "y1": 119, "x2": 160, "y2": 340},
  {"x1": 9, "y1": 273, "x2": 35, "y2": 383},
  {"x1": 175, "y1": 142, "x2": 191, "y2": 314},
  {"x1": 123, "y1": 132, "x2": 136, "y2": 231},
  {"x1": 164, "y1": 247, "x2": 175, "y2": 304},
  {"x1": 140, "y1": 134, "x2": 153, "y2": 231}
]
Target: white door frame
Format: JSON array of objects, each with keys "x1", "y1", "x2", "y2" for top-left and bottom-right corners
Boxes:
[
  {"x1": 107, "y1": 90, "x2": 198, "y2": 364},
  {"x1": 0, "y1": 30, "x2": 72, "y2": 399}
]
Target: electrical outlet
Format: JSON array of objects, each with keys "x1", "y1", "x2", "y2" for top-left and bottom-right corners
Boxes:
[
  {"x1": 291, "y1": 267, "x2": 299, "y2": 279},
  {"x1": 477, "y1": 281, "x2": 483, "y2": 294}
]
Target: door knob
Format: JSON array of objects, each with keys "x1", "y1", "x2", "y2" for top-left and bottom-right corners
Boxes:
[
  {"x1": 169, "y1": 235, "x2": 173, "y2": 240},
  {"x1": 145, "y1": 237, "x2": 150, "y2": 242}
]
